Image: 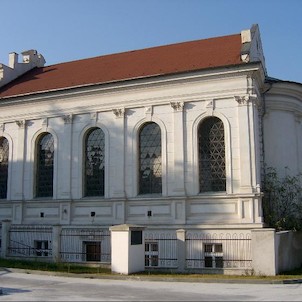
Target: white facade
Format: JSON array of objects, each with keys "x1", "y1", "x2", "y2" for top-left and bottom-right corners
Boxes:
[
  {"x1": 263, "y1": 81, "x2": 302, "y2": 177},
  {"x1": 0, "y1": 64, "x2": 266, "y2": 227},
  {"x1": 0, "y1": 25, "x2": 301, "y2": 274}
]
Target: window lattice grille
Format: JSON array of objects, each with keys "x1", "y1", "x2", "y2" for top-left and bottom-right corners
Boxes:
[
  {"x1": 198, "y1": 117, "x2": 226, "y2": 192},
  {"x1": 36, "y1": 133, "x2": 54, "y2": 197},
  {"x1": 0, "y1": 137, "x2": 9, "y2": 199},
  {"x1": 84, "y1": 128, "x2": 105, "y2": 197},
  {"x1": 139, "y1": 123, "x2": 162, "y2": 194}
]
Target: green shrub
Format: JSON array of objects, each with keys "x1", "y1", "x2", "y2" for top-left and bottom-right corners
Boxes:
[{"x1": 262, "y1": 167, "x2": 302, "y2": 231}]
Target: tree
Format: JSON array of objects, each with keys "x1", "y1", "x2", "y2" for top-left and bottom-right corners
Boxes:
[{"x1": 262, "y1": 167, "x2": 302, "y2": 231}]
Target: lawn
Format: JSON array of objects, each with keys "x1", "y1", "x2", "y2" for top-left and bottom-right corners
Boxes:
[{"x1": 0, "y1": 258, "x2": 301, "y2": 281}]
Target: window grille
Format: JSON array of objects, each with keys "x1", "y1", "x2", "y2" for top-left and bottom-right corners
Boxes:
[
  {"x1": 0, "y1": 137, "x2": 9, "y2": 199},
  {"x1": 84, "y1": 128, "x2": 105, "y2": 197},
  {"x1": 139, "y1": 122, "x2": 162, "y2": 194},
  {"x1": 36, "y1": 133, "x2": 54, "y2": 197},
  {"x1": 198, "y1": 117, "x2": 226, "y2": 192},
  {"x1": 84, "y1": 241, "x2": 101, "y2": 262},
  {"x1": 34, "y1": 240, "x2": 50, "y2": 257},
  {"x1": 145, "y1": 242, "x2": 159, "y2": 267},
  {"x1": 204, "y1": 243, "x2": 223, "y2": 268}
]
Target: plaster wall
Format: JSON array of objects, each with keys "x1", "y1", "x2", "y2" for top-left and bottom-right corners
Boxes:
[
  {"x1": 263, "y1": 83, "x2": 302, "y2": 177},
  {"x1": 0, "y1": 70, "x2": 264, "y2": 227}
]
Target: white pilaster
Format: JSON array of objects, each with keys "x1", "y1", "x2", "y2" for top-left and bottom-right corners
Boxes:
[
  {"x1": 59, "y1": 114, "x2": 73, "y2": 199},
  {"x1": 12, "y1": 120, "x2": 26, "y2": 200},
  {"x1": 236, "y1": 96, "x2": 253, "y2": 193},
  {"x1": 111, "y1": 108, "x2": 126, "y2": 198},
  {"x1": 170, "y1": 102, "x2": 186, "y2": 195}
]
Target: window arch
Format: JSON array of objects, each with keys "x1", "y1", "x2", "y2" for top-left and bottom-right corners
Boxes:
[
  {"x1": 198, "y1": 117, "x2": 226, "y2": 192},
  {"x1": 84, "y1": 127, "x2": 105, "y2": 197},
  {"x1": 139, "y1": 122, "x2": 162, "y2": 194},
  {"x1": 0, "y1": 137, "x2": 9, "y2": 199},
  {"x1": 36, "y1": 133, "x2": 54, "y2": 197}
]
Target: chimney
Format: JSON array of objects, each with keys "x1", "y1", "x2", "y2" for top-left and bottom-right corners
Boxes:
[
  {"x1": 0, "y1": 49, "x2": 46, "y2": 88},
  {"x1": 8, "y1": 52, "x2": 18, "y2": 68},
  {"x1": 21, "y1": 49, "x2": 46, "y2": 67}
]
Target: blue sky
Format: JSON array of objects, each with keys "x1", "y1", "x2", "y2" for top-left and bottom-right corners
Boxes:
[{"x1": 1, "y1": 0, "x2": 301, "y2": 83}]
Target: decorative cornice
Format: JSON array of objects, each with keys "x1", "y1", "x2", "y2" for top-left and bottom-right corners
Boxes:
[
  {"x1": 15, "y1": 119, "x2": 26, "y2": 128},
  {"x1": 235, "y1": 94, "x2": 261, "y2": 109},
  {"x1": 145, "y1": 106, "x2": 153, "y2": 116},
  {"x1": 170, "y1": 101, "x2": 184, "y2": 112},
  {"x1": 205, "y1": 99, "x2": 215, "y2": 109},
  {"x1": 62, "y1": 114, "x2": 73, "y2": 124},
  {"x1": 42, "y1": 118, "x2": 48, "y2": 127},
  {"x1": 112, "y1": 108, "x2": 125, "y2": 118},
  {"x1": 90, "y1": 112, "x2": 97, "y2": 121},
  {"x1": 234, "y1": 95, "x2": 250, "y2": 105}
]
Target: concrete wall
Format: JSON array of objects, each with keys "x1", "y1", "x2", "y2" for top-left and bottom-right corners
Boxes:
[
  {"x1": 251, "y1": 228, "x2": 277, "y2": 275},
  {"x1": 110, "y1": 224, "x2": 145, "y2": 275},
  {"x1": 276, "y1": 231, "x2": 302, "y2": 274},
  {"x1": 252, "y1": 229, "x2": 302, "y2": 276}
]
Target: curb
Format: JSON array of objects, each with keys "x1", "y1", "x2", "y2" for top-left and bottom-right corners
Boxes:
[{"x1": 2, "y1": 267, "x2": 302, "y2": 284}]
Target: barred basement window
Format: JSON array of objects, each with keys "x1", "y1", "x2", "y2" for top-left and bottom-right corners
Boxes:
[
  {"x1": 36, "y1": 133, "x2": 54, "y2": 197},
  {"x1": 84, "y1": 128, "x2": 105, "y2": 197},
  {"x1": 34, "y1": 240, "x2": 49, "y2": 257},
  {"x1": 198, "y1": 117, "x2": 226, "y2": 192},
  {"x1": 139, "y1": 122, "x2": 162, "y2": 194},
  {"x1": 145, "y1": 242, "x2": 159, "y2": 267},
  {"x1": 0, "y1": 137, "x2": 9, "y2": 199},
  {"x1": 204, "y1": 243, "x2": 223, "y2": 268},
  {"x1": 84, "y1": 241, "x2": 101, "y2": 262}
]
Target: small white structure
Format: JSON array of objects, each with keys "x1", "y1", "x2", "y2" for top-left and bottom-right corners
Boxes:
[{"x1": 110, "y1": 224, "x2": 145, "y2": 274}]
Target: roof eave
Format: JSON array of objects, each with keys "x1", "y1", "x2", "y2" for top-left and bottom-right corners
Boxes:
[{"x1": 0, "y1": 62, "x2": 262, "y2": 102}]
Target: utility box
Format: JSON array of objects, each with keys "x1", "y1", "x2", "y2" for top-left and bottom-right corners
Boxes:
[{"x1": 110, "y1": 224, "x2": 145, "y2": 275}]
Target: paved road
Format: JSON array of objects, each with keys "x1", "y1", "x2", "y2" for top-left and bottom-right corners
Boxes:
[{"x1": 1, "y1": 270, "x2": 302, "y2": 301}]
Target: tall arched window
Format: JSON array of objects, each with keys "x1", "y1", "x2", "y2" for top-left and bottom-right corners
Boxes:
[
  {"x1": 198, "y1": 117, "x2": 226, "y2": 192},
  {"x1": 84, "y1": 128, "x2": 105, "y2": 197},
  {"x1": 139, "y1": 122, "x2": 162, "y2": 194},
  {"x1": 0, "y1": 137, "x2": 9, "y2": 199},
  {"x1": 36, "y1": 133, "x2": 54, "y2": 197}
]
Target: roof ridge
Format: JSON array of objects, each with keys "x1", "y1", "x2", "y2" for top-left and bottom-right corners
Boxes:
[{"x1": 45, "y1": 33, "x2": 241, "y2": 68}]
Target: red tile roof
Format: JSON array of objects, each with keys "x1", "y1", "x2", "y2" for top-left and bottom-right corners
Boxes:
[{"x1": 0, "y1": 33, "x2": 243, "y2": 98}]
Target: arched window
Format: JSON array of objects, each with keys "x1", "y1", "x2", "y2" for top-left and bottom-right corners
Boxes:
[
  {"x1": 84, "y1": 128, "x2": 105, "y2": 197},
  {"x1": 139, "y1": 122, "x2": 162, "y2": 194},
  {"x1": 0, "y1": 137, "x2": 9, "y2": 199},
  {"x1": 198, "y1": 117, "x2": 226, "y2": 192},
  {"x1": 36, "y1": 133, "x2": 54, "y2": 197}
]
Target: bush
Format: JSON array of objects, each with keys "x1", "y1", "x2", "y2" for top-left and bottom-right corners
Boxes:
[{"x1": 262, "y1": 167, "x2": 302, "y2": 231}]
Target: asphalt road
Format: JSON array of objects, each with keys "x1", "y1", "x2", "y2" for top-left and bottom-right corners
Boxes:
[{"x1": 1, "y1": 270, "x2": 302, "y2": 301}]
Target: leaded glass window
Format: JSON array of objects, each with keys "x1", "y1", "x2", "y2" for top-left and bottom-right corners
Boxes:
[
  {"x1": 139, "y1": 122, "x2": 162, "y2": 194},
  {"x1": 36, "y1": 133, "x2": 54, "y2": 197},
  {"x1": 84, "y1": 128, "x2": 105, "y2": 197},
  {"x1": 198, "y1": 117, "x2": 226, "y2": 192},
  {"x1": 0, "y1": 137, "x2": 9, "y2": 199}
]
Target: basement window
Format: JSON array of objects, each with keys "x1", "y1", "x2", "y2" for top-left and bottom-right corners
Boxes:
[
  {"x1": 204, "y1": 243, "x2": 223, "y2": 268},
  {"x1": 34, "y1": 240, "x2": 49, "y2": 257},
  {"x1": 145, "y1": 242, "x2": 159, "y2": 267}
]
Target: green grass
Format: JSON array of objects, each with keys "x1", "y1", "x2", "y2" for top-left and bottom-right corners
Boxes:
[
  {"x1": 1, "y1": 258, "x2": 302, "y2": 280},
  {"x1": 0, "y1": 258, "x2": 111, "y2": 274}
]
